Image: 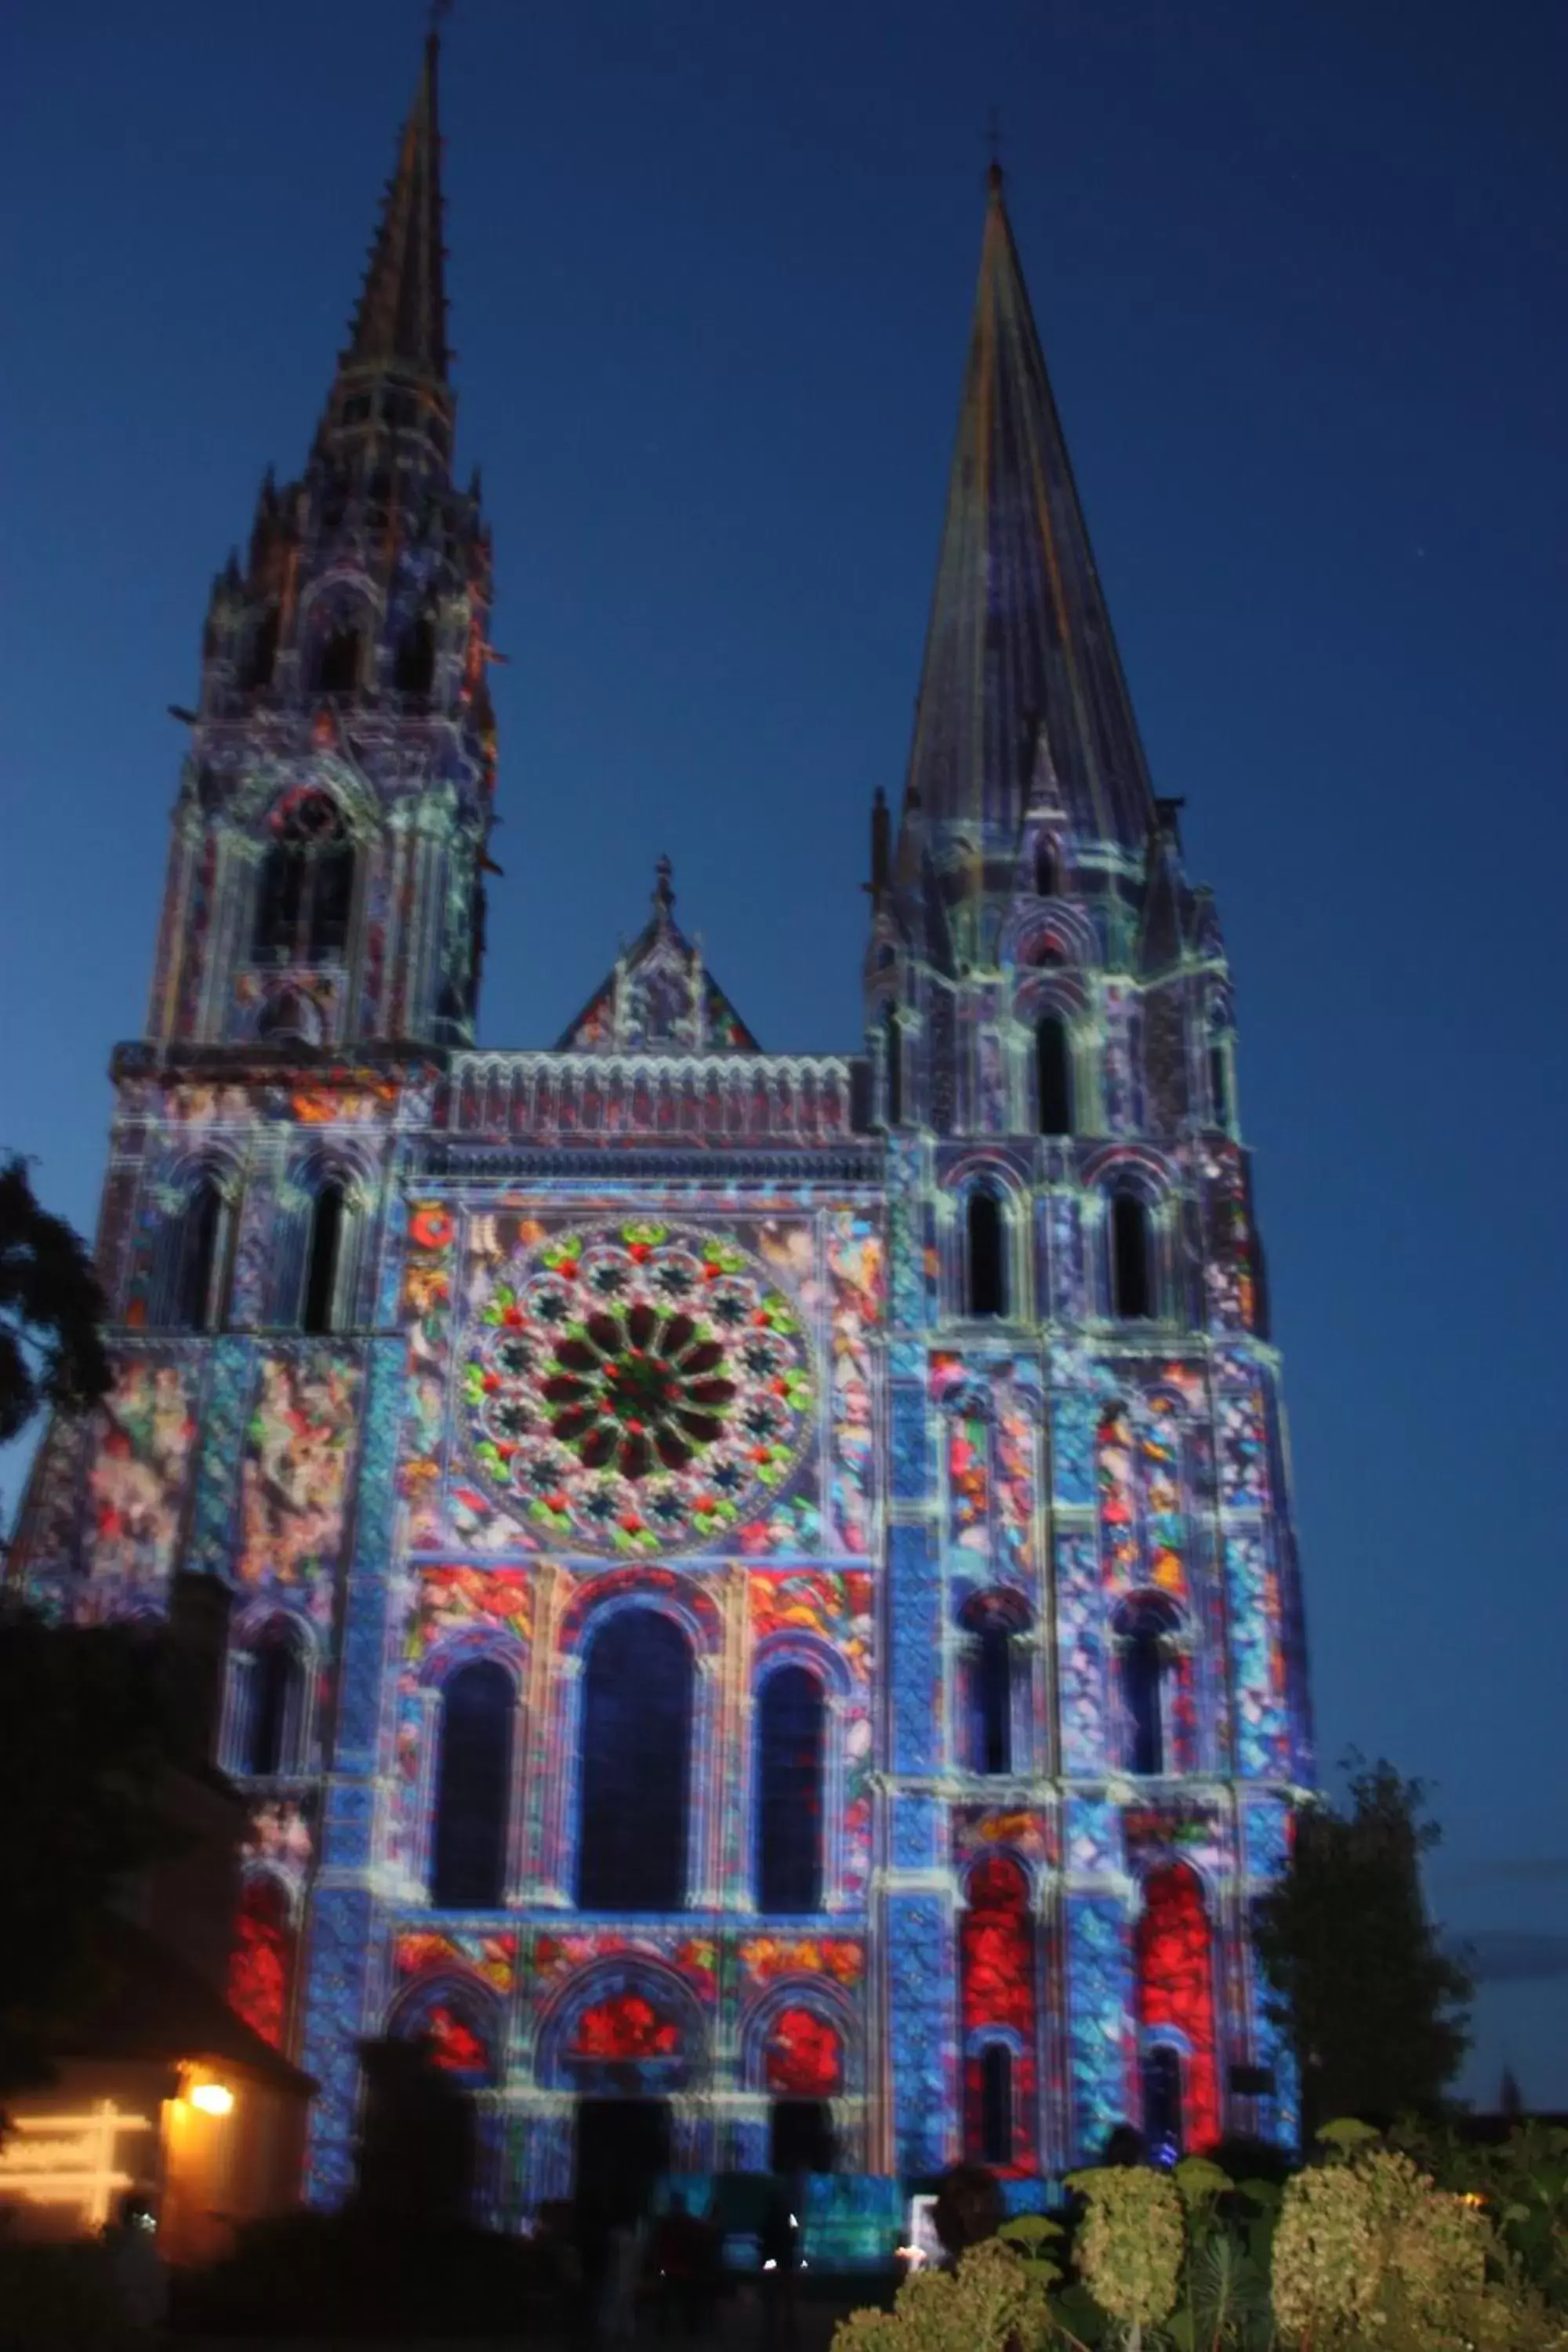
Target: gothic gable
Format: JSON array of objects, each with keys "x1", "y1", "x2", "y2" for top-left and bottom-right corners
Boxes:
[{"x1": 557, "y1": 861, "x2": 758, "y2": 1054}]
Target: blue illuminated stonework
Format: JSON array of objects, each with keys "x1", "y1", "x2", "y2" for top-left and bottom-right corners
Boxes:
[{"x1": 8, "y1": 49, "x2": 1313, "y2": 2215}]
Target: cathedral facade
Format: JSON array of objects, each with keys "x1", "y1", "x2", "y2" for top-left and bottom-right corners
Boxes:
[{"x1": 13, "y1": 38, "x2": 1313, "y2": 2217}]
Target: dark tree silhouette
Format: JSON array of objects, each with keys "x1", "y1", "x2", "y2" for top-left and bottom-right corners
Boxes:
[
  {"x1": 1254, "y1": 1755, "x2": 1472, "y2": 2135},
  {"x1": 0, "y1": 1155, "x2": 111, "y2": 1443},
  {"x1": 0, "y1": 1608, "x2": 184, "y2": 2115}
]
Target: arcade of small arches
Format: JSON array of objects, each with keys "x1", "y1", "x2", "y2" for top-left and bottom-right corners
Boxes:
[{"x1": 227, "y1": 1841, "x2": 1225, "y2": 2185}]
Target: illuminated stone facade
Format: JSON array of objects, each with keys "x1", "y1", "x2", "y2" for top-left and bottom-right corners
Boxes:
[{"x1": 10, "y1": 42, "x2": 1313, "y2": 2216}]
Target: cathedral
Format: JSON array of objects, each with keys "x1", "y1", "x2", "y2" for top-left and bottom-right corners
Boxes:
[{"x1": 12, "y1": 34, "x2": 1313, "y2": 2222}]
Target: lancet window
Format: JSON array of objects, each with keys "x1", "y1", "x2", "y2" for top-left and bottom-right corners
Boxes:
[
  {"x1": 1109, "y1": 1189, "x2": 1153, "y2": 1319},
  {"x1": 430, "y1": 1658, "x2": 513, "y2": 1910},
  {"x1": 965, "y1": 1184, "x2": 1009, "y2": 1319},
  {"x1": 1035, "y1": 1012, "x2": 1073, "y2": 1136},
  {"x1": 254, "y1": 791, "x2": 354, "y2": 966},
  {"x1": 756, "y1": 1664, "x2": 826, "y2": 1915},
  {"x1": 578, "y1": 1610, "x2": 693, "y2": 1913}
]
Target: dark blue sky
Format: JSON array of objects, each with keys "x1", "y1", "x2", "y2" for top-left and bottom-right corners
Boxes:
[{"x1": 5, "y1": 0, "x2": 1566, "y2": 2101}]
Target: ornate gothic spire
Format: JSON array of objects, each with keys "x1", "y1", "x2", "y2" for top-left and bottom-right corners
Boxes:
[
  {"x1": 342, "y1": 33, "x2": 448, "y2": 387},
  {"x1": 903, "y1": 167, "x2": 1156, "y2": 868}
]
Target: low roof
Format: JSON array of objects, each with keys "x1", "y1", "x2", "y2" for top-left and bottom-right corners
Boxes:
[{"x1": 56, "y1": 1915, "x2": 316, "y2": 2097}]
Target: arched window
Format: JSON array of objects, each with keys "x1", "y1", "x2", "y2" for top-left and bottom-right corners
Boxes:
[
  {"x1": 979, "y1": 2044, "x2": 1014, "y2": 2166},
  {"x1": 242, "y1": 1621, "x2": 307, "y2": 1777},
  {"x1": 966, "y1": 1185, "x2": 1007, "y2": 1319},
  {"x1": 1033, "y1": 838, "x2": 1059, "y2": 898},
  {"x1": 316, "y1": 625, "x2": 363, "y2": 695},
  {"x1": 430, "y1": 1659, "x2": 514, "y2": 1910},
  {"x1": 1116, "y1": 1596, "x2": 1180, "y2": 1776},
  {"x1": 1136, "y1": 1864, "x2": 1220, "y2": 2154},
  {"x1": 974, "y1": 1625, "x2": 1014, "y2": 1776},
  {"x1": 394, "y1": 612, "x2": 437, "y2": 697},
  {"x1": 578, "y1": 1610, "x2": 693, "y2": 1913},
  {"x1": 1035, "y1": 1014, "x2": 1073, "y2": 1137},
  {"x1": 172, "y1": 1171, "x2": 226, "y2": 1331},
  {"x1": 960, "y1": 1856, "x2": 1036, "y2": 2172},
  {"x1": 301, "y1": 1178, "x2": 347, "y2": 1334},
  {"x1": 757, "y1": 1665, "x2": 826, "y2": 1914},
  {"x1": 1110, "y1": 1190, "x2": 1152, "y2": 1319},
  {"x1": 254, "y1": 791, "x2": 354, "y2": 965},
  {"x1": 882, "y1": 1003, "x2": 902, "y2": 1127}
]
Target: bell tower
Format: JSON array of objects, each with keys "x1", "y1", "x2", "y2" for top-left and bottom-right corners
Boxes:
[{"x1": 146, "y1": 32, "x2": 496, "y2": 1059}]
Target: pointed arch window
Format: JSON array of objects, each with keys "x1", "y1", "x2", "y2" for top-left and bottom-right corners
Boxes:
[
  {"x1": 966, "y1": 1185, "x2": 1008, "y2": 1319},
  {"x1": 315, "y1": 625, "x2": 363, "y2": 695},
  {"x1": 254, "y1": 791, "x2": 354, "y2": 966},
  {"x1": 430, "y1": 1659, "x2": 513, "y2": 1909},
  {"x1": 1033, "y1": 839, "x2": 1059, "y2": 898},
  {"x1": 578, "y1": 1610, "x2": 693, "y2": 1913},
  {"x1": 171, "y1": 1171, "x2": 227, "y2": 1332},
  {"x1": 756, "y1": 1664, "x2": 826, "y2": 1915},
  {"x1": 301, "y1": 1178, "x2": 347, "y2": 1334},
  {"x1": 1035, "y1": 1014, "x2": 1073, "y2": 1137},
  {"x1": 882, "y1": 1003, "x2": 903, "y2": 1127},
  {"x1": 1110, "y1": 1190, "x2": 1153, "y2": 1319}
]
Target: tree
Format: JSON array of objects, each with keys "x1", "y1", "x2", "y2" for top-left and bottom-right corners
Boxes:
[
  {"x1": 0, "y1": 1606, "x2": 187, "y2": 2119},
  {"x1": 1254, "y1": 1756, "x2": 1472, "y2": 2136},
  {"x1": 0, "y1": 1153, "x2": 111, "y2": 1444}
]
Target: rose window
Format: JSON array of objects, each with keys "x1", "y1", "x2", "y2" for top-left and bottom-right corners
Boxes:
[{"x1": 463, "y1": 1222, "x2": 815, "y2": 1552}]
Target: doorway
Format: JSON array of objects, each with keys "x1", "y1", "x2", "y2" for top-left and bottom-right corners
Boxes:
[
  {"x1": 769, "y1": 2098, "x2": 834, "y2": 2176},
  {"x1": 575, "y1": 2096, "x2": 673, "y2": 2215}
]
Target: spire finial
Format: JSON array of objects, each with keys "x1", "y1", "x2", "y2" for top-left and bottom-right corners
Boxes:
[
  {"x1": 338, "y1": 29, "x2": 449, "y2": 387},
  {"x1": 653, "y1": 855, "x2": 675, "y2": 919},
  {"x1": 985, "y1": 105, "x2": 1005, "y2": 196}
]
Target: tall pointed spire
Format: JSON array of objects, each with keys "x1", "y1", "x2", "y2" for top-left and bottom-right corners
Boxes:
[
  {"x1": 343, "y1": 33, "x2": 448, "y2": 387},
  {"x1": 904, "y1": 168, "x2": 1156, "y2": 869}
]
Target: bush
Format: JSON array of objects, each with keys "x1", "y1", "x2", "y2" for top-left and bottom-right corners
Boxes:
[{"x1": 0, "y1": 2238, "x2": 134, "y2": 2351}]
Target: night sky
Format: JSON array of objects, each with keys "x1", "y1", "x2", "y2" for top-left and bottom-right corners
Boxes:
[{"x1": 4, "y1": 0, "x2": 1566, "y2": 2104}]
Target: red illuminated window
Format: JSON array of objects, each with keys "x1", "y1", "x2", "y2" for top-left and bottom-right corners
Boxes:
[
  {"x1": 960, "y1": 1856, "x2": 1036, "y2": 2172},
  {"x1": 227, "y1": 1877, "x2": 293, "y2": 2050},
  {"x1": 1135, "y1": 1864, "x2": 1219, "y2": 2152},
  {"x1": 764, "y1": 2006, "x2": 843, "y2": 2098}
]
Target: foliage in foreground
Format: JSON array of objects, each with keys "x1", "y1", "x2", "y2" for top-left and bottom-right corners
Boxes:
[
  {"x1": 830, "y1": 2125, "x2": 1568, "y2": 2352},
  {"x1": 1253, "y1": 1755, "x2": 1472, "y2": 2134},
  {"x1": 0, "y1": 1153, "x2": 110, "y2": 1449}
]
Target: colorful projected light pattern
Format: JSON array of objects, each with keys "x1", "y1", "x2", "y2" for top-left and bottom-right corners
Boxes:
[
  {"x1": 4, "y1": 77, "x2": 1315, "y2": 2227},
  {"x1": 463, "y1": 1221, "x2": 815, "y2": 1553}
]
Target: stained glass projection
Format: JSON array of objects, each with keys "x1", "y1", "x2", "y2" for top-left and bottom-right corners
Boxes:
[{"x1": 465, "y1": 1223, "x2": 815, "y2": 1553}]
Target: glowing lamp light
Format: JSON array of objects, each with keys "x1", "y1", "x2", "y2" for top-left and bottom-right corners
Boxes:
[{"x1": 189, "y1": 2082, "x2": 234, "y2": 2117}]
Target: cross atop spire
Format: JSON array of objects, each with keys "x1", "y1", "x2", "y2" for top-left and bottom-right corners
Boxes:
[
  {"x1": 342, "y1": 33, "x2": 448, "y2": 386},
  {"x1": 902, "y1": 171, "x2": 1156, "y2": 874}
]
